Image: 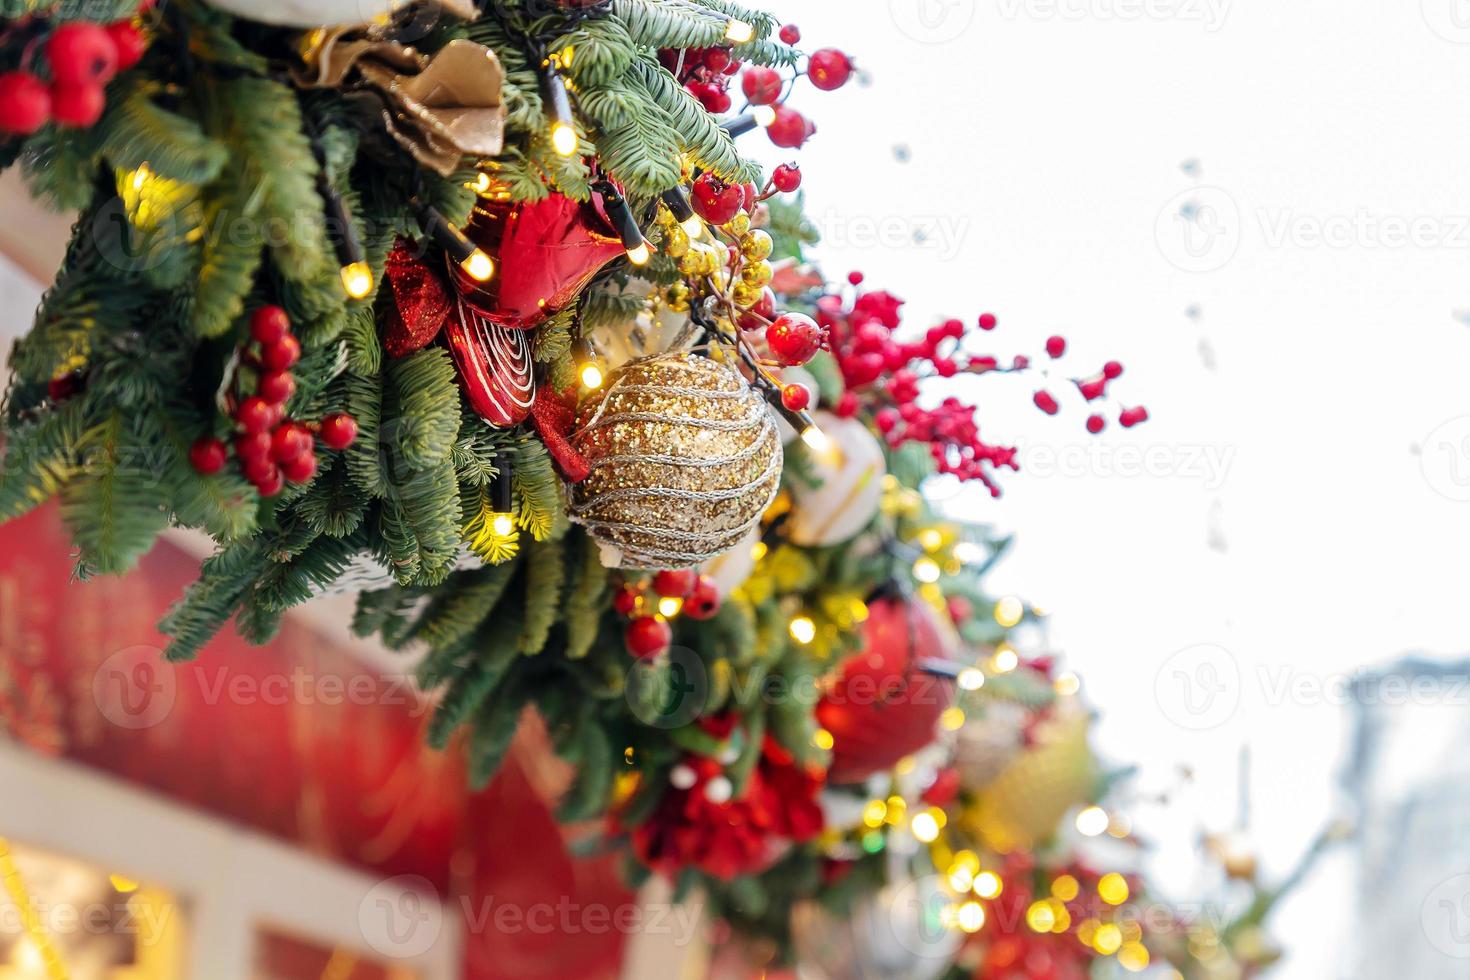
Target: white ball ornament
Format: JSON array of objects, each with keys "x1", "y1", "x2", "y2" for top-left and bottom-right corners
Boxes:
[
  {"x1": 669, "y1": 764, "x2": 698, "y2": 790},
  {"x1": 785, "y1": 411, "x2": 887, "y2": 547}
]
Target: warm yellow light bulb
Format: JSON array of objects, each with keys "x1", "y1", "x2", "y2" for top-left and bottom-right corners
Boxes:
[
  {"x1": 723, "y1": 18, "x2": 754, "y2": 43},
  {"x1": 800, "y1": 425, "x2": 829, "y2": 452},
  {"x1": 940, "y1": 706, "x2": 966, "y2": 731},
  {"x1": 491, "y1": 513, "x2": 515, "y2": 537},
  {"x1": 109, "y1": 874, "x2": 140, "y2": 894},
  {"x1": 1093, "y1": 923, "x2": 1123, "y2": 955},
  {"x1": 955, "y1": 901, "x2": 986, "y2": 933},
  {"x1": 751, "y1": 104, "x2": 777, "y2": 127},
  {"x1": 861, "y1": 799, "x2": 887, "y2": 828},
  {"x1": 913, "y1": 556, "x2": 941, "y2": 583},
  {"x1": 1026, "y1": 900, "x2": 1056, "y2": 933},
  {"x1": 992, "y1": 645, "x2": 1019, "y2": 673},
  {"x1": 974, "y1": 870, "x2": 1002, "y2": 899},
  {"x1": 679, "y1": 214, "x2": 705, "y2": 238},
  {"x1": 131, "y1": 163, "x2": 151, "y2": 191},
  {"x1": 1098, "y1": 872, "x2": 1130, "y2": 906},
  {"x1": 1075, "y1": 805, "x2": 1109, "y2": 838},
  {"x1": 911, "y1": 811, "x2": 940, "y2": 843},
  {"x1": 957, "y1": 667, "x2": 986, "y2": 691},
  {"x1": 626, "y1": 241, "x2": 652, "y2": 266},
  {"x1": 789, "y1": 615, "x2": 816, "y2": 644},
  {"x1": 472, "y1": 171, "x2": 493, "y2": 194},
  {"x1": 551, "y1": 121, "x2": 579, "y2": 157},
  {"x1": 580, "y1": 362, "x2": 604, "y2": 389},
  {"x1": 1051, "y1": 874, "x2": 1080, "y2": 901},
  {"x1": 812, "y1": 728, "x2": 834, "y2": 750},
  {"x1": 340, "y1": 261, "x2": 374, "y2": 299},
  {"x1": 462, "y1": 249, "x2": 495, "y2": 282},
  {"x1": 657, "y1": 596, "x2": 684, "y2": 618},
  {"x1": 995, "y1": 595, "x2": 1024, "y2": 627},
  {"x1": 1054, "y1": 671, "x2": 1081, "y2": 696}
]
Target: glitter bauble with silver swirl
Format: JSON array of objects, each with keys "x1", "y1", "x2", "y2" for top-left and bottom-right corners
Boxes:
[{"x1": 570, "y1": 352, "x2": 782, "y2": 569}]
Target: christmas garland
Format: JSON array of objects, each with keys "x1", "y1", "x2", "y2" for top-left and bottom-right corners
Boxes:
[{"x1": 0, "y1": 0, "x2": 1160, "y2": 970}]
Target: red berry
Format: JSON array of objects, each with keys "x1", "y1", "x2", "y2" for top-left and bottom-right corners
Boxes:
[
  {"x1": 848, "y1": 271, "x2": 865, "y2": 286},
  {"x1": 1011, "y1": 355, "x2": 1029, "y2": 370},
  {"x1": 690, "y1": 172, "x2": 745, "y2": 225},
  {"x1": 652, "y1": 569, "x2": 698, "y2": 598},
  {"x1": 50, "y1": 83, "x2": 105, "y2": 128},
  {"x1": 1086, "y1": 414, "x2": 1106, "y2": 434},
  {"x1": 766, "y1": 105, "x2": 814, "y2": 148},
  {"x1": 242, "y1": 456, "x2": 278, "y2": 485},
  {"x1": 684, "y1": 576, "x2": 721, "y2": 620},
  {"x1": 1033, "y1": 390, "x2": 1059, "y2": 415},
  {"x1": 280, "y1": 450, "x2": 317, "y2": 484},
  {"x1": 235, "y1": 396, "x2": 275, "y2": 434},
  {"x1": 771, "y1": 162, "x2": 802, "y2": 193},
  {"x1": 766, "y1": 312, "x2": 825, "y2": 366},
  {"x1": 946, "y1": 595, "x2": 974, "y2": 625},
  {"x1": 257, "y1": 369, "x2": 295, "y2": 405},
  {"x1": 254, "y1": 466, "x2": 285, "y2": 498},
  {"x1": 261, "y1": 335, "x2": 301, "y2": 371},
  {"x1": 874, "y1": 407, "x2": 899, "y2": 433},
  {"x1": 978, "y1": 312, "x2": 998, "y2": 330},
  {"x1": 189, "y1": 437, "x2": 228, "y2": 475},
  {"x1": 270, "y1": 423, "x2": 311, "y2": 462},
  {"x1": 0, "y1": 72, "x2": 51, "y2": 135},
  {"x1": 319, "y1": 412, "x2": 358, "y2": 450},
  {"x1": 1079, "y1": 377, "x2": 1106, "y2": 400},
  {"x1": 1103, "y1": 360, "x2": 1124, "y2": 380},
  {"x1": 738, "y1": 287, "x2": 777, "y2": 331},
  {"x1": 250, "y1": 305, "x2": 290, "y2": 344},
  {"x1": 105, "y1": 22, "x2": 147, "y2": 71},
  {"x1": 779, "y1": 23, "x2": 801, "y2": 44},
  {"x1": 625, "y1": 616, "x2": 672, "y2": 659},
  {"x1": 47, "y1": 23, "x2": 119, "y2": 87},
  {"x1": 835, "y1": 392, "x2": 859, "y2": 418},
  {"x1": 612, "y1": 587, "x2": 640, "y2": 616},
  {"x1": 808, "y1": 49, "x2": 853, "y2": 91},
  {"x1": 704, "y1": 48, "x2": 731, "y2": 71},
  {"x1": 1120, "y1": 406, "x2": 1150, "y2": 428},
  {"x1": 235, "y1": 431, "x2": 271, "y2": 464},
  {"x1": 721, "y1": 58, "x2": 742, "y2": 77},
  {"x1": 1045, "y1": 335, "x2": 1067, "y2": 358},
  {"x1": 934, "y1": 358, "x2": 957, "y2": 378},
  {"x1": 780, "y1": 383, "x2": 811, "y2": 411},
  {"x1": 741, "y1": 66, "x2": 783, "y2": 105}
]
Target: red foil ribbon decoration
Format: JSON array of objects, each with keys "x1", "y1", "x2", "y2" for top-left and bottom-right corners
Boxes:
[
  {"x1": 382, "y1": 240, "x2": 454, "y2": 357},
  {"x1": 529, "y1": 384, "x2": 590, "y2": 483},
  {"x1": 444, "y1": 295, "x2": 536, "y2": 428}
]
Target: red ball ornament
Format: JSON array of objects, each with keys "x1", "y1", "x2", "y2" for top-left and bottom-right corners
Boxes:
[
  {"x1": 1086, "y1": 413, "x2": 1106, "y2": 434},
  {"x1": 235, "y1": 396, "x2": 275, "y2": 435},
  {"x1": 250, "y1": 305, "x2": 291, "y2": 345},
  {"x1": 46, "y1": 23, "x2": 119, "y2": 87},
  {"x1": 740, "y1": 66, "x2": 783, "y2": 105},
  {"x1": 50, "y1": 83, "x2": 105, "y2": 128},
  {"x1": 188, "y1": 437, "x2": 228, "y2": 475},
  {"x1": 771, "y1": 162, "x2": 802, "y2": 193},
  {"x1": 270, "y1": 423, "x2": 311, "y2": 462},
  {"x1": 261, "y1": 335, "x2": 301, "y2": 371},
  {"x1": 779, "y1": 23, "x2": 801, "y2": 44},
  {"x1": 1033, "y1": 390, "x2": 1059, "y2": 415},
  {"x1": 1045, "y1": 335, "x2": 1067, "y2": 358},
  {"x1": 807, "y1": 48, "x2": 853, "y2": 91},
  {"x1": 816, "y1": 597, "x2": 954, "y2": 784},
  {"x1": 780, "y1": 383, "x2": 811, "y2": 411},
  {"x1": 653, "y1": 569, "x2": 698, "y2": 598},
  {"x1": 690, "y1": 173, "x2": 745, "y2": 225},
  {"x1": 766, "y1": 105, "x2": 814, "y2": 148},
  {"x1": 766, "y1": 312, "x2": 825, "y2": 366},
  {"x1": 280, "y1": 451, "x2": 318, "y2": 484},
  {"x1": 0, "y1": 72, "x2": 51, "y2": 135},
  {"x1": 105, "y1": 22, "x2": 147, "y2": 71},
  {"x1": 684, "y1": 576, "x2": 721, "y2": 620},
  {"x1": 256, "y1": 369, "x2": 295, "y2": 405},
  {"x1": 738, "y1": 287, "x2": 776, "y2": 331},
  {"x1": 318, "y1": 412, "x2": 359, "y2": 449},
  {"x1": 625, "y1": 616, "x2": 672, "y2": 659}
]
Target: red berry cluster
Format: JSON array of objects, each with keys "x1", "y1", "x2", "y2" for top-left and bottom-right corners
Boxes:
[
  {"x1": 690, "y1": 171, "x2": 760, "y2": 225},
  {"x1": 616, "y1": 569, "x2": 722, "y2": 659},
  {"x1": 660, "y1": 45, "x2": 743, "y2": 115},
  {"x1": 0, "y1": 20, "x2": 147, "y2": 136},
  {"x1": 188, "y1": 306, "x2": 358, "y2": 497}
]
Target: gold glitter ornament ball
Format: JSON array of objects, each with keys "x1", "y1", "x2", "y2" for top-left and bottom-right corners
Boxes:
[{"x1": 570, "y1": 352, "x2": 783, "y2": 569}]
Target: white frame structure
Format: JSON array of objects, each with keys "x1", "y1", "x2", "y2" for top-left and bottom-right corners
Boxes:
[{"x1": 0, "y1": 740, "x2": 462, "y2": 979}]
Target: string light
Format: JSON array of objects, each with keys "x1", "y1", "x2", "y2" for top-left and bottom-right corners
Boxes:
[
  {"x1": 1051, "y1": 874, "x2": 1080, "y2": 901},
  {"x1": 974, "y1": 870, "x2": 1002, "y2": 899},
  {"x1": 992, "y1": 644, "x2": 1019, "y2": 673},
  {"x1": 657, "y1": 596, "x2": 684, "y2": 618},
  {"x1": 598, "y1": 181, "x2": 653, "y2": 265},
  {"x1": 957, "y1": 667, "x2": 985, "y2": 691},
  {"x1": 1093, "y1": 922, "x2": 1123, "y2": 955},
  {"x1": 862, "y1": 799, "x2": 888, "y2": 828},
  {"x1": 751, "y1": 104, "x2": 777, "y2": 127},
  {"x1": 1075, "y1": 805, "x2": 1109, "y2": 837},
  {"x1": 1098, "y1": 872, "x2": 1130, "y2": 905},
  {"x1": 489, "y1": 464, "x2": 517, "y2": 540},
  {"x1": 723, "y1": 18, "x2": 754, "y2": 43},
  {"x1": 109, "y1": 874, "x2": 140, "y2": 894},
  {"x1": 994, "y1": 595, "x2": 1025, "y2": 627},
  {"x1": 1054, "y1": 671, "x2": 1081, "y2": 696},
  {"x1": 541, "y1": 55, "x2": 579, "y2": 157},
  {"x1": 913, "y1": 556, "x2": 941, "y2": 583},
  {"x1": 789, "y1": 615, "x2": 816, "y2": 644},
  {"x1": 799, "y1": 417, "x2": 829, "y2": 451},
  {"x1": 917, "y1": 527, "x2": 943, "y2": 551},
  {"x1": 911, "y1": 810, "x2": 940, "y2": 843},
  {"x1": 317, "y1": 170, "x2": 373, "y2": 299},
  {"x1": 573, "y1": 338, "x2": 605, "y2": 390},
  {"x1": 660, "y1": 188, "x2": 705, "y2": 238},
  {"x1": 940, "y1": 706, "x2": 966, "y2": 731},
  {"x1": 812, "y1": 728, "x2": 834, "y2": 750},
  {"x1": 955, "y1": 901, "x2": 986, "y2": 933},
  {"x1": 1118, "y1": 942, "x2": 1150, "y2": 972},
  {"x1": 1026, "y1": 900, "x2": 1056, "y2": 933},
  {"x1": 0, "y1": 837, "x2": 66, "y2": 980},
  {"x1": 416, "y1": 201, "x2": 494, "y2": 281}
]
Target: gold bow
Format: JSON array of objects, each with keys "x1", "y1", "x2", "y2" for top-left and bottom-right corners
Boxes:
[{"x1": 300, "y1": 25, "x2": 505, "y2": 176}]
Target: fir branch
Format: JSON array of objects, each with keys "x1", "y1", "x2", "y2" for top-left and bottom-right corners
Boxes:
[
  {"x1": 562, "y1": 532, "x2": 610, "y2": 660},
  {"x1": 518, "y1": 537, "x2": 565, "y2": 654}
]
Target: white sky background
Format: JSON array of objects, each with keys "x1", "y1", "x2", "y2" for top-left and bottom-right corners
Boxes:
[{"x1": 746, "y1": 0, "x2": 1470, "y2": 974}]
